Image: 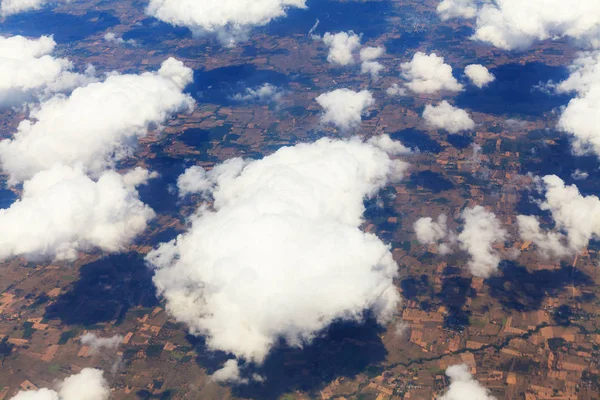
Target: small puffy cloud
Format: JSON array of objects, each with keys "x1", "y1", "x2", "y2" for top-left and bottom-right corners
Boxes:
[
  {"x1": 360, "y1": 46, "x2": 385, "y2": 62},
  {"x1": 556, "y1": 51, "x2": 600, "y2": 157},
  {"x1": 359, "y1": 47, "x2": 385, "y2": 79},
  {"x1": 517, "y1": 215, "x2": 572, "y2": 259},
  {"x1": 0, "y1": 35, "x2": 95, "y2": 107},
  {"x1": 401, "y1": 52, "x2": 463, "y2": 94},
  {"x1": 464, "y1": 64, "x2": 495, "y2": 88},
  {"x1": 386, "y1": 83, "x2": 407, "y2": 97},
  {"x1": 146, "y1": 0, "x2": 306, "y2": 45},
  {"x1": 0, "y1": 165, "x2": 155, "y2": 261},
  {"x1": 572, "y1": 169, "x2": 589, "y2": 180},
  {"x1": 414, "y1": 214, "x2": 456, "y2": 255},
  {"x1": 316, "y1": 88, "x2": 374, "y2": 131},
  {"x1": 10, "y1": 368, "x2": 109, "y2": 400},
  {"x1": 394, "y1": 321, "x2": 410, "y2": 337},
  {"x1": 368, "y1": 134, "x2": 412, "y2": 156},
  {"x1": 0, "y1": 0, "x2": 67, "y2": 17},
  {"x1": 415, "y1": 215, "x2": 448, "y2": 244},
  {"x1": 323, "y1": 31, "x2": 361, "y2": 66},
  {"x1": 80, "y1": 333, "x2": 123, "y2": 355},
  {"x1": 361, "y1": 61, "x2": 384, "y2": 79},
  {"x1": 458, "y1": 206, "x2": 507, "y2": 278},
  {"x1": 438, "y1": 364, "x2": 497, "y2": 400},
  {"x1": 146, "y1": 136, "x2": 408, "y2": 364},
  {"x1": 415, "y1": 207, "x2": 507, "y2": 275},
  {"x1": 0, "y1": 57, "x2": 194, "y2": 184},
  {"x1": 444, "y1": 0, "x2": 600, "y2": 50},
  {"x1": 422, "y1": 101, "x2": 475, "y2": 133},
  {"x1": 437, "y1": 0, "x2": 478, "y2": 21},
  {"x1": 104, "y1": 32, "x2": 137, "y2": 46},
  {"x1": 232, "y1": 83, "x2": 283, "y2": 103},
  {"x1": 122, "y1": 167, "x2": 159, "y2": 187},
  {"x1": 177, "y1": 165, "x2": 212, "y2": 197},
  {"x1": 211, "y1": 359, "x2": 248, "y2": 384},
  {"x1": 518, "y1": 175, "x2": 600, "y2": 258}
]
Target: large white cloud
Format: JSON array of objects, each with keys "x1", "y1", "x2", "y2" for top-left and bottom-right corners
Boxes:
[
  {"x1": 464, "y1": 64, "x2": 495, "y2": 88},
  {"x1": 147, "y1": 136, "x2": 408, "y2": 365},
  {"x1": 438, "y1": 364, "x2": 497, "y2": 400},
  {"x1": 0, "y1": 35, "x2": 95, "y2": 107},
  {"x1": 458, "y1": 206, "x2": 507, "y2": 278},
  {"x1": 422, "y1": 101, "x2": 475, "y2": 133},
  {"x1": 518, "y1": 175, "x2": 600, "y2": 258},
  {"x1": 556, "y1": 51, "x2": 600, "y2": 157},
  {"x1": 146, "y1": 0, "x2": 306, "y2": 45},
  {"x1": 0, "y1": 165, "x2": 155, "y2": 261},
  {"x1": 316, "y1": 89, "x2": 374, "y2": 131},
  {"x1": 0, "y1": 57, "x2": 194, "y2": 184},
  {"x1": 400, "y1": 52, "x2": 463, "y2": 94},
  {"x1": 323, "y1": 31, "x2": 361, "y2": 66},
  {"x1": 438, "y1": 0, "x2": 600, "y2": 50},
  {"x1": 10, "y1": 368, "x2": 109, "y2": 400}
]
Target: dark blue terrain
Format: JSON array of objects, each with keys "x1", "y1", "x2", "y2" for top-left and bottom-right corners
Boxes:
[
  {"x1": 456, "y1": 63, "x2": 571, "y2": 117},
  {"x1": 1, "y1": 10, "x2": 119, "y2": 42}
]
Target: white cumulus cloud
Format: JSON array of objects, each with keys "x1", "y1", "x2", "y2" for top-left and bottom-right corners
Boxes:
[
  {"x1": 438, "y1": 0, "x2": 600, "y2": 50},
  {"x1": 360, "y1": 46, "x2": 385, "y2": 62},
  {"x1": 459, "y1": 206, "x2": 507, "y2": 278},
  {"x1": 177, "y1": 165, "x2": 212, "y2": 197},
  {"x1": 361, "y1": 61, "x2": 384, "y2": 79},
  {"x1": 359, "y1": 46, "x2": 385, "y2": 79},
  {"x1": 518, "y1": 175, "x2": 600, "y2": 258},
  {"x1": 401, "y1": 52, "x2": 463, "y2": 94},
  {"x1": 437, "y1": 0, "x2": 478, "y2": 21},
  {"x1": 368, "y1": 134, "x2": 412, "y2": 156},
  {"x1": 557, "y1": 51, "x2": 600, "y2": 157},
  {"x1": 386, "y1": 83, "x2": 407, "y2": 97},
  {"x1": 10, "y1": 368, "x2": 109, "y2": 400},
  {"x1": 146, "y1": 136, "x2": 408, "y2": 365},
  {"x1": 415, "y1": 207, "x2": 507, "y2": 276},
  {"x1": 572, "y1": 169, "x2": 589, "y2": 180},
  {"x1": 414, "y1": 214, "x2": 456, "y2": 255},
  {"x1": 316, "y1": 88, "x2": 374, "y2": 131},
  {"x1": 438, "y1": 364, "x2": 497, "y2": 400},
  {"x1": 323, "y1": 31, "x2": 361, "y2": 66},
  {"x1": 423, "y1": 101, "x2": 475, "y2": 133},
  {"x1": 0, "y1": 57, "x2": 194, "y2": 184},
  {"x1": 146, "y1": 0, "x2": 306, "y2": 46},
  {"x1": 211, "y1": 359, "x2": 248, "y2": 384},
  {"x1": 232, "y1": 83, "x2": 283, "y2": 103},
  {"x1": 80, "y1": 333, "x2": 124, "y2": 355},
  {"x1": 0, "y1": 0, "x2": 68, "y2": 17},
  {"x1": 103, "y1": 32, "x2": 137, "y2": 46},
  {"x1": 464, "y1": 64, "x2": 495, "y2": 88},
  {"x1": 0, "y1": 35, "x2": 95, "y2": 107},
  {"x1": 0, "y1": 165, "x2": 155, "y2": 261}
]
